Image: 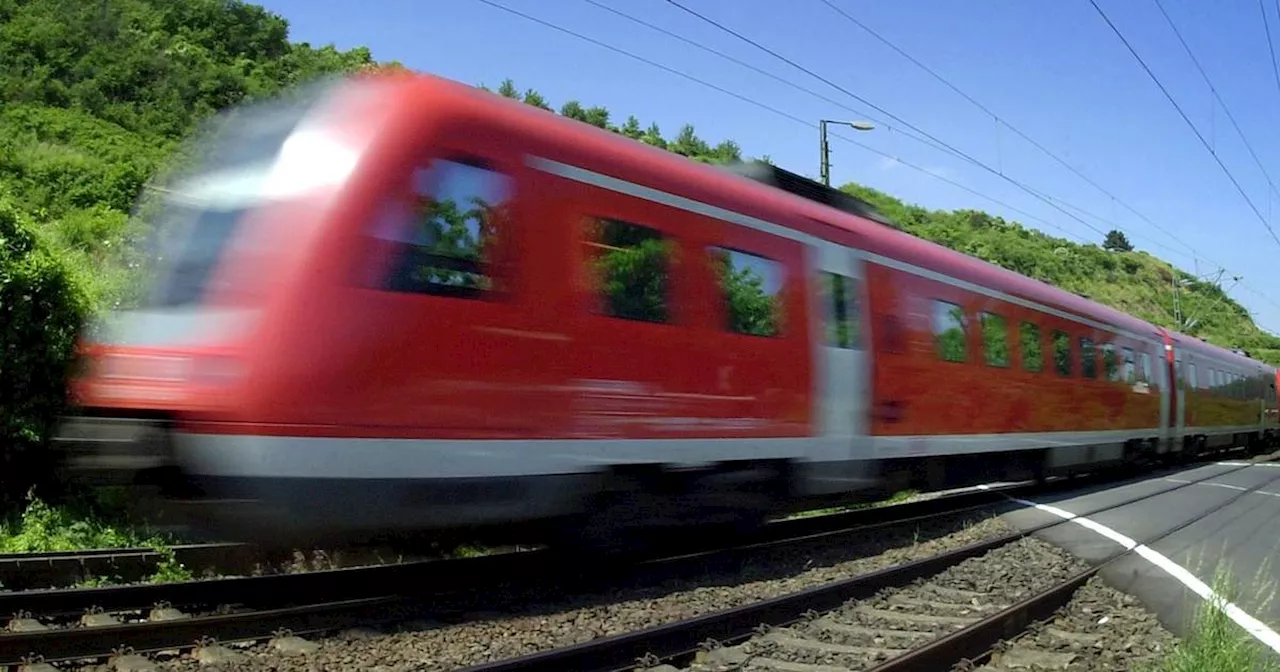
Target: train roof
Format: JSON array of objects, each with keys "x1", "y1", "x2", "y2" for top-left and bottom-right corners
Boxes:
[
  {"x1": 377, "y1": 73, "x2": 1272, "y2": 368},
  {"x1": 1163, "y1": 328, "x2": 1273, "y2": 371}
]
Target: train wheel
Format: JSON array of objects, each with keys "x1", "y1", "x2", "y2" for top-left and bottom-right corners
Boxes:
[{"x1": 548, "y1": 464, "x2": 785, "y2": 557}]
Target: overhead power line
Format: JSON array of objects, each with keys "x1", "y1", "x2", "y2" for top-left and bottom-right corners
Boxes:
[
  {"x1": 472, "y1": 0, "x2": 1092, "y2": 244},
  {"x1": 1155, "y1": 0, "x2": 1280, "y2": 215},
  {"x1": 817, "y1": 0, "x2": 1204, "y2": 261},
  {"x1": 816, "y1": 0, "x2": 1280, "y2": 319},
  {"x1": 474, "y1": 0, "x2": 1280, "y2": 334},
  {"x1": 659, "y1": 0, "x2": 1207, "y2": 264},
  {"x1": 1088, "y1": 0, "x2": 1280, "y2": 249},
  {"x1": 1261, "y1": 0, "x2": 1280, "y2": 100}
]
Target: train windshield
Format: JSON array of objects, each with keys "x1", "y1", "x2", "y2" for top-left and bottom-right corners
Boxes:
[{"x1": 132, "y1": 78, "x2": 344, "y2": 309}]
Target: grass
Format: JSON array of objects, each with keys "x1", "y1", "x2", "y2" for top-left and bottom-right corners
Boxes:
[
  {"x1": 0, "y1": 488, "x2": 193, "y2": 585},
  {"x1": 782, "y1": 489, "x2": 923, "y2": 520},
  {"x1": 1143, "y1": 560, "x2": 1280, "y2": 671},
  {"x1": 0, "y1": 485, "x2": 928, "y2": 587}
]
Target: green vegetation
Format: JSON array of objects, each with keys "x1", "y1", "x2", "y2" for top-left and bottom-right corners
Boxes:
[
  {"x1": 0, "y1": 492, "x2": 193, "y2": 584},
  {"x1": 783, "y1": 488, "x2": 922, "y2": 520},
  {"x1": 1143, "y1": 564, "x2": 1279, "y2": 671},
  {"x1": 3, "y1": 0, "x2": 1280, "y2": 527}
]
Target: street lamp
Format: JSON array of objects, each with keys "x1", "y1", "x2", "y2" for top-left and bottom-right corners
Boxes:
[{"x1": 820, "y1": 119, "x2": 875, "y2": 186}]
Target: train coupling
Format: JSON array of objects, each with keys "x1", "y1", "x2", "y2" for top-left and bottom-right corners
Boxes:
[{"x1": 50, "y1": 415, "x2": 181, "y2": 489}]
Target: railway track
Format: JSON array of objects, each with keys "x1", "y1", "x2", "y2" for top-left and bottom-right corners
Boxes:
[
  {"x1": 0, "y1": 479, "x2": 1046, "y2": 666},
  {"x1": 452, "y1": 452, "x2": 1280, "y2": 672},
  {"x1": 0, "y1": 455, "x2": 1221, "y2": 591},
  {"x1": 0, "y1": 451, "x2": 1265, "y2": 667}
]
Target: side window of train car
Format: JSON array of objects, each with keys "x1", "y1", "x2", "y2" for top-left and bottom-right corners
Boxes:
[
  {"x1": 1139, "y1": 352, "x2": 1152, "y2": 384},
  {"x1": 1019, "y1": 322, "x2": 1043, "y2": 372},
  {"x1": 1053, "y1": 330, "x2": 1072, "y2": 377},
  {"x1": 581, "y1": 217, "x2": 672, "y2": 324},
  {"x1": 380, "y1": 157, "x2": 513, "y2": 298},
  {"x1": 1187, "y1": 363, "x2": 1197, "y2": 391},
  {"x1": 709, "y1": 247, "x2": 784, "y2": 337},
  {"x1": 1079, "y1": 337, "x2": 1097, "y2": 379},
  {"x1": 932, "y1": 300, "x2": 967, "y2": 363},
  {"x1": 1122, "y1": 347, "x2": 1137, "y2": 383},
  {"x1": 1101, "y1": 343, "x2": 1120, "y2": 381},
  {"x1": 822, "y1": 272, "x2": 861, "y2": 348},
  {"x1": 980, "y1": 312, "x2": 1009, "y2": 367}
]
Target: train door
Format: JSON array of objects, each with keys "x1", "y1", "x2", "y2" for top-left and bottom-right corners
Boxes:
[
  {"x1": 803, "y1": 237, "x2": 870, "y2": 495},
  {"x1": 1171, "y1": 347, "x2": 1185, "y2": 453},
  {"x1": 1155, "y1": 340, "x2": 1172, "y2": 454},
  {"x1": 1272, "y1": 369, "x2": 1280, "y2": 425}
]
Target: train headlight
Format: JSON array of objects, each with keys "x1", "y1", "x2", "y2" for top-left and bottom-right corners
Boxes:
[
  {"x1": 96, "y1": 353, "x2": 191, "y2": 382},
  {"x1": 190, "y1": 355, "x2": 245, "y2": 387}
]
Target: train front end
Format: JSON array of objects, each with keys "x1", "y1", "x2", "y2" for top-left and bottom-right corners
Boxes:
[{"x1": 53, "y1": 75, "x2": 400, "y2": 544}]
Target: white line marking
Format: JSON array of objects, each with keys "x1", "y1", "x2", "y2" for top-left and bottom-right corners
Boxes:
[
  {"x1": 1217, "y1": 461, "x2": 1280, "y2": 468},
  {"x1": 981, "y1": 484, "x2": 1280, "y2": 653},
  {"x1": 1165, "y1": 478, "x2": 1280, "y2": 498}
]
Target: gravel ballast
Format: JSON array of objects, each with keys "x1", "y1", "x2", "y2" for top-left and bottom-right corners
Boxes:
[
  {"x1": 129, "y1": 510, "x2": 1014, "y2": 671},
  {"x1": 972, "y1": 575, "x2": 1178, "y2": 671},
  {"x1": 678, "y1": 535, "x2": 1092, "y2": 671}
]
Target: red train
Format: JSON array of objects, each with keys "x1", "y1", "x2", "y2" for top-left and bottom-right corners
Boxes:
[{"x1": 55, "y1": 71, "x2": 1280, "y2": 548}]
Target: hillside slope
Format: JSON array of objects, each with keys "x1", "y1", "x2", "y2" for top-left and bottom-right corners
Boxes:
[{"x1": 1, "y1": 0, "x2": 1277, "y2": 478}]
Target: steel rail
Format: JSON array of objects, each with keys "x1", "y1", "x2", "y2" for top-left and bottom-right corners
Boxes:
[
  {"x1": 0, "y1": 480, "x2": 1049, "y2": 619},
  {"x1": 445, "y1": 452, "x2": 1279, "y2": 672},
  {"x1": 0, "y1": 450, "x2": 1266, "y2": 665},
  {"x1": 0, "y1": 543, "x2": 252, "y2": 591},
  {"x1": 870, "y1": 452, "x2": 1280, "y2": 671},
  {"x1": 0, "y1": 447, "x2": 1243, "y2": 590},
  {"x1": 0, "y1": 480, "x2": 1053, "y2": 664}
]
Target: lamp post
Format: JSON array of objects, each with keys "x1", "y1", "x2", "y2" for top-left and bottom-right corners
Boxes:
[{"x1": 820, "y1": 119, "x2": 875, "y2": 186}]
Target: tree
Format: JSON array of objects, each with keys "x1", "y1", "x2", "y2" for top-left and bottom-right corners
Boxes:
[{"x1": 1103, "y1": 229, "x2": 1134, "y2": 252}]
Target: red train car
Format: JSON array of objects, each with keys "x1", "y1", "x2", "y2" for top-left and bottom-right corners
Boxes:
[{"x1": 54, "y1": 71, "x2": 1279, "y2": 547}]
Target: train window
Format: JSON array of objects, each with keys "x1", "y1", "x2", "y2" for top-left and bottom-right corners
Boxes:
[
  {"x1": 1187, "y1": 363, "x2": 1197, "y2": 390},
  {"x1": 1019, "y1": 322, "x2": 1043, "y2": 372},
  {"x1": 380, "y1": 158, "x2": 512, "y2": 298},
  {"x1": 1079, "y1": 337, "x2": 1097, "y2": 379},
  {"x1": 1139, "y1": 352, "x2": 1152, "y2": 384},
  {"x1": 1101, "y1": 343, "x2": 1120, "y2": 381},
  {"x1": 1052, "y1": 330, "x2": 1072, "y2": 376},
  {"x1": 932, "y1": 300, "x2": 968, "y2": 363},
  {"x1": 1122, "y1": 347, "x2": 1137, "y2": 383},
  {"x1": 581, "y1": 217, "x2": 672, "y2": 324},
  {"x1": 822, "y1": 272, "x2": 861, "y2": 348},
  {"x1": 980, "y1": 312, "x2": 1009, "y2": 367},
  {"x1": 709, "y1": 247, "x2": 783, "y2": 337}
]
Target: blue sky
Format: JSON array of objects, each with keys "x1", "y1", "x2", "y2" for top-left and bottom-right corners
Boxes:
[{"x1": 258, "y1": 0, "x2": 1280, "y2": 335}]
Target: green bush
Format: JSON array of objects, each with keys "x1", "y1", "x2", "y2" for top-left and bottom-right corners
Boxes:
[{"x1": 0, "y1": 194, "x2": 90, "y2": 501}]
